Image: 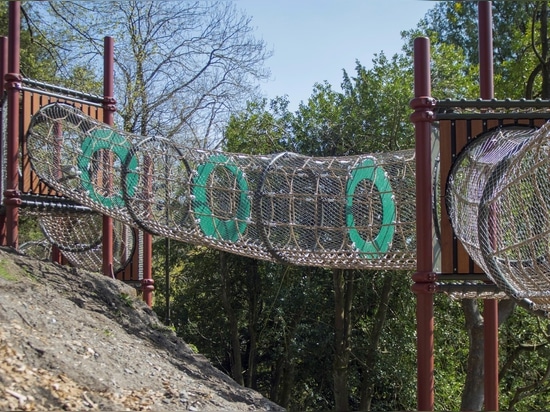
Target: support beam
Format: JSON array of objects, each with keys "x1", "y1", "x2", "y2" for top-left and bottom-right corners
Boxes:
[
  {"x1": 5, "y1": 2, "x2": 21, "y2": 249},
  {"x1": 410, "y1": 36, "x2": 436, "y2": 412},
  {"x1": 0, "y1": 36, "x2": 8, "y2": 246},
  {"x1": 478, "y1": 2, "x2": 499, "y2": 411},
  {"x1": 102, "y1": 36, "x2": 115, "y2": 277}
]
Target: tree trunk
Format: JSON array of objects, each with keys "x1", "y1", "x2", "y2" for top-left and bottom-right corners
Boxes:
[
  {"x1": 540, "y1": 3, "x2": 550, "y2": 99},
  {"x1": 333, "y1": 269, "x2": 354, "y2": 412},
  {"x1": 461, "y1": 299, "x2": 485, "y2": 411},
  {"x1": 359, "y1": 273, "x2": 394, "y2": 411},
  {"x1": 219, "y1": 251, "x2": 244, "y2": 385},
  {"x1": 279, "y1": 358, "x2": 296, "y2": 408},
  {"x1": 246, "y1": 259, "x2": 260, "y2": 389},
  {"x1": 461, "y1": 298, "x2": 516, "y2": 411},
  {"x1": 269, "y1": 293, "x2": 306, "y2": 408}
]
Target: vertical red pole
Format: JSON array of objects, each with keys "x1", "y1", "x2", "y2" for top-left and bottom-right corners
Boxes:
[
  {"x1": 102, "y1": 36, "x2": 115, "y2": 277},
  {"x1": 478, "y1": 2, "x2": 499, "y2": 411},
  {"x1": 142, "y1": 231, "x2": 154, "y2": 307},
  {"x1": 410, "y1": 36, "x2": 436, "y2": 411},
  {"x1": 0, "y1": 36, "x2": 9, "y2": 246},
  {"x1": 479, "y1": 1, "x2": 494, "y2": 100},
  {"x1": 51, "y1": 123, "x2": 63, "y2": 264},
  {"x1": 5, "y1": 2, "x2": 21, "y2": 249},
  {"x1": 0, "y1": 37, "x2": 7, "y2": 101},
  {"x1": 141, "y1": 155, "x2": 154, "y2": 307}
]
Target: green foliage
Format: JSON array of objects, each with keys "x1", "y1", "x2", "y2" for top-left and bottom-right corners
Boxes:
[
  {"x1": 0, "y1": 3, "x2": 102, "y2": 91},
  {"x1": 119, "y1": 292, "x2": 134, "y2": 308},
  {"x1": 432, "y1": 295, "x2": 469, "y2": 411},
  {"x1": 152, "y1": 2, "x2": 550, "y2": 411},
  {"x1": 498, "y1": 306, "x2": 550, "y2": 410},
  {"x1": 225, "y1": 97, "x2": 294, "y2": 154},
  {"x1": 18, "y1": 216, "x2": 43, "y2": 245},
  {"x1": 421, "y1": 1, "x2": 550, "y2": 99},
  {"x1": 0, "y1": 259, "x2": 18, "y2": 281}
]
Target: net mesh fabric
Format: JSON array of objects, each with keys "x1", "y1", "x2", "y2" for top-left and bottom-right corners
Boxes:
[
  {"x1": 478, "y1": 122, "x2": 550, "y2": 312},
  {"x1": 18, "y1": 210, "x2": 135, "y2": 275},
  {"x1": 446, "y1": 126, "x2": 534, "y2": 275},
  {"x1": 26, "y1": 103, "x2": 417, "y2": 270},
  {"x1": 447, "y1": 122, "x2": 550, "y2": 313}
]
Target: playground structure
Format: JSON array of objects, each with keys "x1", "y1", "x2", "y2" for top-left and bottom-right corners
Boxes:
[
  {"x1": 9, "y1": 81, "x2": 143, "y2": 281},
  {"x1": 26, "y1": 103, "x2": 419, "y2": 270},
  {"x1": 25, "y1": 98, "x2": 550, "y2": 315},
  {"x1": 5, "y1": 1, "x2": 550, "y2": 410}
]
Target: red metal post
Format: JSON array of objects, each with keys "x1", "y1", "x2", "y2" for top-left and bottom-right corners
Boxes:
[
  {"x1": 142, "y1": 232, "x2": 154, "y2": 307},
  {"x1": 141, "y1": 155, "x2": 154, "y2": 306},
  {"x1": 0, "y1": 36, "x2": 8, "y2": 246},
  {"x1": 51, "y1": 122, "x2": 63, "y2": 264},
  {"x1": 102, "y1": 36, "x2": 115, "y2": 277},
  {"x1": 479, "y1": 1, "x2": 494, "y2": 100},
  {"x1": 5, "y1": 2, "x2": 21, "y2": 249},
  {"x1": 410, "y1": 36, "x2": 436, "y2": 411},
  {"x1": 0, "y1": 37, "x2": 7, "y2": 100},
  {"x1": 478, "y1": 2, "x2": 499, "y2": 411}
]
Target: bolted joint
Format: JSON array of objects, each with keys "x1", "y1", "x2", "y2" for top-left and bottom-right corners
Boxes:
[
  {"x1": 410, "y1": 110, "x2": 435, "y2": 124},
  {"x1": 411, "y1": 282, "x2": 438, "y2": 295},
  {"x1": 4, "y1": 73, "x2": 22, "y2": 90},
  {"x1": 102, "y1": 96, "x2": 117, "y2": 112},
  {"x1": 409, "y1": 96, "x2": 436, "y2": 124},
  {"x1": 141, "y1": 278, "x2": 155, "y2": 291},
  {"x1": 3, "y1": 189, "x2": 21, "y2": 206},
  {"x1": 412, "y1": 271, "x2": 437, "y2": 283},
  {"x1": 409, "y1": 96, "x2": 436, "y2": 110}
]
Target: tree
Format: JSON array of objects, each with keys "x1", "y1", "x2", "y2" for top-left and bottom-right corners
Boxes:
[
  {"x1": 31, "y1": 0, "x2": 271, "y2": 146},
  {"x1": 421, "y1": 1, "x2": 550, "y2": 99},
  {"x1": 0, "y1": 3, "x2": 99, "y2": 91},
  {"x1": 225, "y1": 97, "x2": 294, "y2": 154},
  {"x1": 420, "y1": 3, "x2": 550, "y2": 410}
]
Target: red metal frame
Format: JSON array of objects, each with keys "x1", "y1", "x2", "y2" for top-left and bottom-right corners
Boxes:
[
  {"x1": 410, "y1": 36, "x2": 436, "y2": 412},
  {"x1": 0, "y1": 36, "x2": 8, "y2": 245},
  {"x1": 478, "y1": 2, "x2": 499, "y2": 410},
  {"x1": 102, "y1": 36, "x2": 115, "y2": 278},
  {"x1": 5, "y1": 2, "x2": 21, "y2": 249}
]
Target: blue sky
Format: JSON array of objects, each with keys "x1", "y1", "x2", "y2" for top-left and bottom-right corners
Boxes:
[{"x1": 237, "y1": 1, "x2": 439, "y2": 110}]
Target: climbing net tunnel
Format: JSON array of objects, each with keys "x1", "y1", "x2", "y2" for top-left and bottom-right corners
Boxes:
[
  {"x1": 7, "y1": 85, "x2": 138, "y2": 277},
  {"x1": 26, "y1": 103, "x2": 417, "y2": 270},
  {"x1": 20, "y1": 207, "x2": 136, "y2": 274},
  {"x1": 447, "y1": 122, "x2": 550, "y2": 313},
  {"x1": 25, "y1": 101, "x2": 550, "y2": 313}
]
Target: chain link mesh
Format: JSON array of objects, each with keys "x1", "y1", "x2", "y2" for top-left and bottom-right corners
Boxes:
[{"x1": 21, "y1": 100, "x2": 550, "y2": 309}]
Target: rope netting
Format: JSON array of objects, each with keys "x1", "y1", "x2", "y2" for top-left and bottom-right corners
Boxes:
[
  {"x1": 26, "y1": 103, "x2": 417, "y2": 270},
  {"x1": 18, "y1": 209, "x2": 135, "y2": 274},
  {"x1": 448, "y1": 123, "x2": 550, "y2": 313},
  {"x1": 478, "y1": 122, "x2": 550, "y2": 312},
  {"x1": 446, "y1": 126, "x2": 535, "y2": 275},
  {"x1": 39, "y1": 213, "x2": 135, "y2": 273}
]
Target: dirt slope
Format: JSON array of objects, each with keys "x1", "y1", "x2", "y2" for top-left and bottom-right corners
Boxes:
[{"x1": 0, "y1": 247, "x2": 283, "y2": 411}]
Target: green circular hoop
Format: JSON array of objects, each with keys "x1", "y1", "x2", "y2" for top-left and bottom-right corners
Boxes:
[
  {"x1": 192, "y1": 154, "x2": 250, "y2": 242},
  {"x1": 346, "y1": 158, "x2": 396, "y2": 259},
  {"x1": 78, "y1": 129, "x2": 138, "y2": 208}
]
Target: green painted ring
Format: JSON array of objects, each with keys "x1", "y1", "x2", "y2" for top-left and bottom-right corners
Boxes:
[
  {"x1": 346, "y1": 158, "x2": 396, "y2": 259},
  {"x1": 77, "y1": 129, "x2": 138, "y2": 208},
  {"x1": 192, "y1": 154, "x2": 250, "y2": 242}
]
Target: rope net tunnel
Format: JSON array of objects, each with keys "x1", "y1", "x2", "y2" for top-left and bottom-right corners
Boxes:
[
  {"x1": 26, "y1": 103, "x2": 418, "y2": 271},
  {"x1": 447, "y1": 122, "x2": 550, "y2": 314},
  {"x1": 26, "y1": 103, "x2": 550, "y2": 314},
  {"x1": 18, "y1": 205, "x2": 135, "y2": 275}
]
